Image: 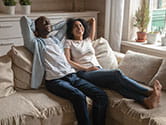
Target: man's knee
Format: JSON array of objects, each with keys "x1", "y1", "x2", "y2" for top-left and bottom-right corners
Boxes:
[
  {"x1": 94, "y1": 90, "x2": 108, "y2": 106},
  {"x1": 70, "y1": 89, "x2": 86, "y2": 102}
]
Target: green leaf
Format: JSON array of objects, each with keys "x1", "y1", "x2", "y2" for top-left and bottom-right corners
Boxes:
[
  {"x1": 3, "y1": 0, "x2": 17, "y2": 6},
  {"x1": 19, "y1": 0, "x2": 32, "y2": 5}
]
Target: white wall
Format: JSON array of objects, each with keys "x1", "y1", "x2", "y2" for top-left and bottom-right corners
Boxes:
[
  {"x1": 84, "y1": 0, "x2": 106, "y2": 37},
  {"x1": 0, "y1": 0, "x2": 82, "y2": 13}
]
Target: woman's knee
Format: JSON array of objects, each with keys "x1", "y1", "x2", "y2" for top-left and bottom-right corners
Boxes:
[{"x1": 114, "y1": 69, "x2": 124, "y2": 77}]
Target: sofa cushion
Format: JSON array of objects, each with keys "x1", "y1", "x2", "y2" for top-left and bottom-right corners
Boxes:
[
  {"x1": 149, "y1": 59, "x2": 166, "y2": 91},
  {"x1": 0, "y1": 88, "x2": 92, "y2": 125},
  {"x1": 0, "y1": 92, "x2": 41, "y2": 125},
  {"x1": 114, "y1": 51, "x2": 125, "y2": 64},
  {"x1": 8, "y1": 46, "x2": 33, "y2": 89},
  {"x1": 13, "y1": 64, "x2": 31, "y2": 89},
  {"x1": 8, "y1": 46, "x2": 33, "y2": 73},
  {"x1": 92, "y1": 37, "x2": 118, "y2": 69},
  {"x1": 0, "y1": 55, "x2": 15, "y2": 98},
  {"x1": 105, "y1": 90, "x2": 166, "y2": 125},
  {"x1": 118, "y1": 50, "x2": 162, "y2": 84},
  {"x1": 18, "y1": 89, "x2": 92, "y2": 125}
]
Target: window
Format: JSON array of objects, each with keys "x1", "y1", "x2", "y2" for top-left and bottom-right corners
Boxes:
[{"x1": 150, "y1": 0, "x2": 166, "y2": 32}]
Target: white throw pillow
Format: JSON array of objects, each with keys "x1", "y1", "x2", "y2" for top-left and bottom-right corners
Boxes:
[
  {"x1": 92, "y1": 37, "x2": 118, "y2": 69},
  {"x1": 0, "y1": 55, "x2": 15, "y2": 97},
  {"x1": 118, "y1": 50, "x2": 162, "y2": 85},
  {"x1": 149, "y1": 59, "x2": 166, "y2": 91}
]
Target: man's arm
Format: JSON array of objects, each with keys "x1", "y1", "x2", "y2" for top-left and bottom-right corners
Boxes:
[
  {"x1": 51, "y1": 20, "x2": 66, "y2": 42},
  {"x1": 20, "y1": 16, "x2": 36, "y2": 53},
  {"x1": 52, "y1": 20, "x2": 66, "y2": 30}
]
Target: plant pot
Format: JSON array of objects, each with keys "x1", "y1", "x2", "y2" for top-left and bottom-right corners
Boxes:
[
  {"x1": 136, "y1": 32, "x2": 147, "y2": 42},
  {"x1": 147, "y1": 33, "x2": 159, "y2": 44},
  {"x1": 21, "y1": 5, "x2": 31, "y2": 15},
  {"x1": 161, "y1": 37, "x2": 166, "y2": 46},
  {"x1": 6, "y1": 6, "x2": 16, "y2": 15}
]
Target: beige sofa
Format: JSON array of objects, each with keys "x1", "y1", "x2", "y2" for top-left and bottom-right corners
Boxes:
[{"x1": 0, "y1": 38, "x2": 166, "y2": 125}]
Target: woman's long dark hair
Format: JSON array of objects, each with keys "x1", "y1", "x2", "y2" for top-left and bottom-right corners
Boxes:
[{"x1": 66, "y1": 18, "x2": 90, "y2": 40}]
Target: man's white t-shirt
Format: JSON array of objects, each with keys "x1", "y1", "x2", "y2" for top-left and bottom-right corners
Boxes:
[
  {"x1": 43, "y1": 38, "x2": 75, "y2": 80},
  {"x1": 64, "y1": 38, "x2": 101, "y2": 68}
]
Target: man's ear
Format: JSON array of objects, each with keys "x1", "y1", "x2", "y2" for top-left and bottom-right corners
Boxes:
[{"x1": 34, "y1": 31, "x2": 39, "y2": 37}]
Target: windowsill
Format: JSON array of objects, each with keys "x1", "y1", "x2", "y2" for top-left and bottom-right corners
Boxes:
[{"x1": 121, "y1": 41, "x2": 166, "y2": 58}]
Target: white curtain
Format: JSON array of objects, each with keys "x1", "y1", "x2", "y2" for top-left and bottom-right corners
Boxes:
[{"x1": 104, "y1": 0, "x2": 125, "y2": 51}]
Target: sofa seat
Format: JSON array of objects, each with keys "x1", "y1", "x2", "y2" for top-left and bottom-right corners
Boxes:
[
  {"x1": 0, "y1": 92, "x2": 41, "y2": 125},
  {"x1": 0, "y1": 89, "x2": 93, "y2": 125},
  {"x1": 105, "y1": 90, "x2": 166, "y2": 125}
]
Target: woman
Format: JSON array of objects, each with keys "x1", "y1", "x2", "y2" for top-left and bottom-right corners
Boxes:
[{"x1": 64, "y1": 18, "x2": 162, "y2": 109}]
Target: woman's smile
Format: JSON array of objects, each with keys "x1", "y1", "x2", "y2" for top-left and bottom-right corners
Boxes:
[{"x1": 72, "y1": 21, "x2": 85, "y2": 39}]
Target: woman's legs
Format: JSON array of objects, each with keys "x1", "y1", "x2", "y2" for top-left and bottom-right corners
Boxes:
[
  {"x1": 77, "y1": 69, "x2": 162, "y2": 108},
  {"x1": 77, "y1": 69, "x2": 149, "y2": 95}
]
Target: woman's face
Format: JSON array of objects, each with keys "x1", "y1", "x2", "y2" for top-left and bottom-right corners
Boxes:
[{"x1": 72, "y1": 21, "x2": 85, "y2": 39}]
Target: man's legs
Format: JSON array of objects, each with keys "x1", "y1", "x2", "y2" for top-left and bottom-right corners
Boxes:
[
  {"x1": 45, "y1": 78, "x2": 90, "y2": 125},
  {"x1": 64, "y1": 74, "x2": 108, "y2": 125}
]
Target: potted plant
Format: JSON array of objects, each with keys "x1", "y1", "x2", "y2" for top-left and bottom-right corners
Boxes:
[
  {"x1": 161, "y1": 34, "x2": 166, "y2": 46},
  {"x1": 147, "y1": 32, "x2": 160, "y2": 44},
  {"x1": 134, "y1": 0, "x2": 150, "y2": 42},
  {"x1": 3, "y1": 0, "x2": 17, "y2": 15},
  {"x1": 19, "y1": 0, "x2": 32, "y2": 15}
]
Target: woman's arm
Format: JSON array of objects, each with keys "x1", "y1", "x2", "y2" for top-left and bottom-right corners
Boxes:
[
  {"x1": 64, "y1": 48, "x2": 99, "y2": 71},
  {"x1": 20, "y1": 16, "x2": 36, "y2": 53},
  {"x1": 88, "y1": 18, "x2": 96, "y2": 40}
]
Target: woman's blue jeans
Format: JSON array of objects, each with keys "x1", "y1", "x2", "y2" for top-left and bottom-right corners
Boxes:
[
  {"x1": 77, "y1": 69, "x2": 149, "y2": 103},
  {"x1": 45, "y1": 73, "x2": 108, "y2": 125}
]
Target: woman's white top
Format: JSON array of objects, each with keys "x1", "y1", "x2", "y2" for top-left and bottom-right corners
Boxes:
[
  {"x1": 43, "y1": 38, "x2": 76, "y2": 80},
  {"x1": 64, "y1": 38, "x2": 101, "y2": 68}
]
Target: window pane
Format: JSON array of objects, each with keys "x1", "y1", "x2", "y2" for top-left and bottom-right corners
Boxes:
[
  {"x1": 151, "y1": 9, "x2": 166, "y2": 32},
  {"x1": 151, "y1": 0, "x2": 166, "y2": 32}
]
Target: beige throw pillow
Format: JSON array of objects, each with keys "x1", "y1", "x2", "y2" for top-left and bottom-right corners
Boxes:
[
  {"x1": 149, "y1": 59, "x2": 166, "y2": 90},
  {"x1": 0, "y1": 55, "x2": 15, "y2": 97},
  {"x1": 8, "y1": 46, "x2": 33, "y2": 73},
  {"x1": 13, "y1": 64, "x2": 31, "y2": 89},
  {"x1": 92, "y1": 37, "x2": 118, "y2": 69},
  {"x1": 8, "y1": 46, "x2": 33, "y2": 89},
  {"x1": 118, "y1": 50, "x2": 162, "y2": 85}
]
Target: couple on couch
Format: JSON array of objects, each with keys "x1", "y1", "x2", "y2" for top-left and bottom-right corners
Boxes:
[{"x1": 20, "y1": 16, "x2": 162, "y2": 125}]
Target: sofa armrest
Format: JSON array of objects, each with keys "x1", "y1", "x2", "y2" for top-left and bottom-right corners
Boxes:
[{"x1": 114, "y1": 51, "x2": 125, "y2": 64}]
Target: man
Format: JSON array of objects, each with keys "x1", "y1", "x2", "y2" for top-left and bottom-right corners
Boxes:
[{"x1": 20, "y1": 16, "x2": 108, "y2": 125}]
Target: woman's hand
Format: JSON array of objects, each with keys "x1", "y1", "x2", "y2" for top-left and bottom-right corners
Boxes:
[
  {"x1": 86, "y1": 66, "x2": 99, "y2": 71},
  {"x1": 88, "y1": 18, "x2": 95, "y2": 25}
]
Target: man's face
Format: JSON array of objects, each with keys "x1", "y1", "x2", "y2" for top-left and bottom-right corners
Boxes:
[{"x1": 35, "y1": 16, "x2": 52, "y2": 37}]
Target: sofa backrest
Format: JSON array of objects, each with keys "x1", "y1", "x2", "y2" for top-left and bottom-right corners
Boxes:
[
  {"x1": 118, "y1": 50, "x2": 164, "y2": 88},
  {"x1": 7, "y1": 41, "x2": 166, "y2": 91}
]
